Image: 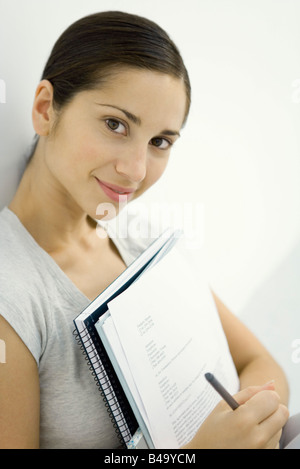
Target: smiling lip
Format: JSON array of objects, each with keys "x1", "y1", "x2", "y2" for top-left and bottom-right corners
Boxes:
[{"x1": 96, "y1": 178, "x2": 136, "y2": 202}]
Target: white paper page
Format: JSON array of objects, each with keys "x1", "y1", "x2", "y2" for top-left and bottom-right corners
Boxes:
[{"x1": 107, "y1": 240, "x2": 239, "y2": 448}]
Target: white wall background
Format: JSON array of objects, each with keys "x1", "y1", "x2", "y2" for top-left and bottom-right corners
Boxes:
[{"x1": 1, "y1": 0, "x2": 300, "y2": 317}]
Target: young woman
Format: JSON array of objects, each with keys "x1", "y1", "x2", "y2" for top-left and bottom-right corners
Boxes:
[{"x1": 0, "y1": 11, "x2": 294, "y2": 449}]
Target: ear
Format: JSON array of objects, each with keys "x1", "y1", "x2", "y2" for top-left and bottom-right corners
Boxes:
[{"x1": 32, "y1": 80, "x2": 55, "y2": 136}]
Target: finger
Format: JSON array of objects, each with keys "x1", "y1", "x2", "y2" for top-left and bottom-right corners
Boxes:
[
  {"x1": 244, "y1": 390, "x2": 281, "y2": 423},
  {"x1": 259, "y1": 404, "x2": 289, "y2": 443},
  {"x1": 233, "y1": 382, "x2": 275, "y2": 406},
  {"x1": 233, "y1": 387, "x2": 263, "y2": 406},
  {"x1": 261, "y1": 429, "x2": 282, "y2": 450},
  {"x1": 260, "y1": 380, "x2": 276, "y2": 391}
]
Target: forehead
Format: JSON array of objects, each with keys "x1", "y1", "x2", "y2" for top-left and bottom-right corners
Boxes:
[{"x1": 86, "y1": 69, "x2": 188, "y2": 129}]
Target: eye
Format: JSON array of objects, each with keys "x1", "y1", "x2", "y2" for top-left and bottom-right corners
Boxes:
[
  {"x1": 150, "y1": 137, "x2": 172, "y2": 150},
  {"x1": 105, "y1": 118, "x2": 127, "y2": 135}
]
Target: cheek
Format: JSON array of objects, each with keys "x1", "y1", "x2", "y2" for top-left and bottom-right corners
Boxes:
[
  {"x1": 54, "y1": 135, "x2": 111, "y2": 178},
  {"x1": 70, "y1": 131, "x2": 122, "y2": 171},
  {"x1": 51, "y1": 116, "x2": 105, "y2": 167},
  {"x1": 71, "y1": 141, "x2": 99, "y2": 167}
]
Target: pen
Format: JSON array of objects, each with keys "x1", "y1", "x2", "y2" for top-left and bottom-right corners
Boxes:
[{"x1": 205, "y1": 372, "x2": 240, "y2": 410}]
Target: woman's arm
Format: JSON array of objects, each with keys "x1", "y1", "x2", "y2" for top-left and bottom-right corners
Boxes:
[
  {"x1": 0, "y1": 315, "x2": 40, "y2": 448},
  {"x1": 212, "y1": 292, "x2": 289, "y2": 405}
]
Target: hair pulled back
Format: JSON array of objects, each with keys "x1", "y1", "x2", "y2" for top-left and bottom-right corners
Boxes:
[{"x1": 41, "y1": 11, "x2": 191, "y2": 121}]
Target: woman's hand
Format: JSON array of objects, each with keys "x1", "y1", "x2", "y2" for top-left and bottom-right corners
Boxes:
[{"x1": 184, "y1": 383, "x2": 289, "y2": 449}]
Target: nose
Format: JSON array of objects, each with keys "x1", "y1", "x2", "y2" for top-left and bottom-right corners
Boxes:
[{"x1": 115, "y1": 144, "x2": 147, "y2": 184}]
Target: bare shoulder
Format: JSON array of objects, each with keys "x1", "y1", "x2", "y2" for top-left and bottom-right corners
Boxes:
[{"x1": 0, "y1": 315, "x2": 40, "y2": 448}]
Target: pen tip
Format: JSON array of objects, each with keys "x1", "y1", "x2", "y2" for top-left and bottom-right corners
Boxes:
[{"x1": 205, "y1": 372, "x2": 213, "y2": 382}]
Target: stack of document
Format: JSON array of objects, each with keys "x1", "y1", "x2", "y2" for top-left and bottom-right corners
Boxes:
[{"x1": 95, "y1": 237, "x2": 239, "y2": 449}]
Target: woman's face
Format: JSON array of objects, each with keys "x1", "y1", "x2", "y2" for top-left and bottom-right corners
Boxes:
[{"x1": 42, "y1": 68, "x2": 187, "y2": 219}]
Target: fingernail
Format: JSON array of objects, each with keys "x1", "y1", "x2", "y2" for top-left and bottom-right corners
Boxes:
[{"x1": 261, "y1": 380, "x2": 275, "y2": 389}]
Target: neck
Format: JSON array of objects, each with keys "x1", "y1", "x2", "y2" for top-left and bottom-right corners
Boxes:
[{"x1": 9, "y1": 142, "x2": 95, "y2": 253}]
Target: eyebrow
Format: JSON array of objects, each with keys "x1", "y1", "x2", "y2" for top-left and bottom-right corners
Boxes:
[
  {"x1": 96, "y1": 103, "x2": 181, "y2": 137},
  {"x1": 97, "y1": 103, "x2": 142, "y2": 126}
]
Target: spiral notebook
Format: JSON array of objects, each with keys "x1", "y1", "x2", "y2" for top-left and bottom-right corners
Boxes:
[
  {"x1": 73, "y1": 228, "x2": 180, "y2": 448},
  {"x1": 93, "y1": 239, "x2": 240, "y2": 449}
]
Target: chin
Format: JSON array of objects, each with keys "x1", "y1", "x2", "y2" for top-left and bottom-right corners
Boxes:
[{"x1": 92, "y1": 201, "x2": 122, "y2": 222}]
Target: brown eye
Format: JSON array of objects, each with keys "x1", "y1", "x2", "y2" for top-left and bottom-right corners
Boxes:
[
  {"x1": 105, "y1": 119, "x2": 127, "y2": 135},
  {"x1": 150, "y1": 137, "x2": 171, "y2": 150}
]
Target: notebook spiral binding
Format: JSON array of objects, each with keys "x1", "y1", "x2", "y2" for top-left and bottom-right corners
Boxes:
[{"x1": 73, "y1": 326, "x2": 137, "y2": 448}]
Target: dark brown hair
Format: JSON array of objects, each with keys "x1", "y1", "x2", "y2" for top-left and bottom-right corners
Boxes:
[{"x1": 41, "y1": 11, "x2": 191, "y2": 121}]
